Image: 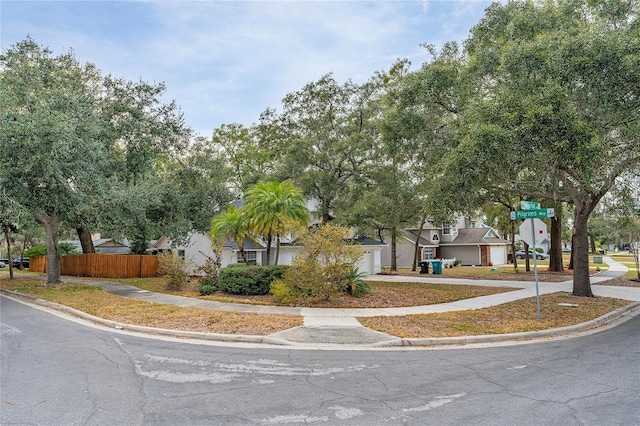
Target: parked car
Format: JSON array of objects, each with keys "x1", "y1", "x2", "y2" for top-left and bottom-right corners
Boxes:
[
  {"x1": 11, "y1": 258, "x2": 29, "y2": 269},
  {"x1": 0, "y1": 261, "x2": 5, "y2": 268},
  {"x1": 515, "y1": 250, "x2": 548, "y2": 260},
  {"x1": 562, "y1": 247, "x2": 571, "y2": 253}
]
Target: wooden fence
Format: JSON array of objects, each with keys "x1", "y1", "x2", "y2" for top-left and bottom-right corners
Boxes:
[{"x1": 29, "y1": 254, "x2": 159, "y2": 278}]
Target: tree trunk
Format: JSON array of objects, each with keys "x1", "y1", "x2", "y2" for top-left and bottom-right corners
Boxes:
[
  {"x1": 275, "y1": 233, "x2": 280, "y2": 265},
  {"x1": 523, "y1": 241, "x2": 531, "y2": 272},
  {"x1": 589, "y1": 233, "x2": 596, "y2": 254},
  {"x1": 568, "y1": 234, "x2": 574, "y2": 269},
  {"x1": 633, "y1": 243, "x2": 640, "y2": 281},
  {"x1": 572, "y1": 207, "x2": 595, "y2": 297},
  {"x1": 76, "y1": 227, "x2": 96, "y2": 253},
  {"x1": 510, "y1": 215, "x2": 518, "y2": 270},
  {"x1": 264, "y1": 233, "x2": 272, "y2": 265},
  {"x1": 548, "y1": 205, "x2": 563, "y2": 272},
  {"x1": 3, "y1": 222, "x2": 15, "y2": 280},
  {"x1": 36, "y1": 211, "x2": 61, "y2": 285},
  {"x1": 411, "y1": 217, "x2": 426, "y2": 272},
  {"x1": 390, "y1": 226, "x2": 398, "y2": 272}
]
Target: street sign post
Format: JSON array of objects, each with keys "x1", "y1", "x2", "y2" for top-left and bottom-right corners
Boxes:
[
  {"x1": 510, "y1": 208, "x2": 555, "y2": 220},
  {"x1": 521, "y1": 201, "x2": 540, "y2": 210},
  {"x1": 511, "y1": 204, "x2": 554, "y2": 322}
]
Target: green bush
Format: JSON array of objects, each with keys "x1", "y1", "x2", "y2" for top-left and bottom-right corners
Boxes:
[
  {"x1": 24, "y1": 242, "x2": 80, "y2": 257},
  {"x1": 24, "y1": 245, "x2": 47, "y2": 257},
  {"x1": 198, "y1": 275, "x2": 219, "y2": 295},
  {"x1": 343, "y1": 268, "x2": 371, "y2": 297},
  {"x1": 218, "y1": 264, "x2": 288, "y2": 295}
]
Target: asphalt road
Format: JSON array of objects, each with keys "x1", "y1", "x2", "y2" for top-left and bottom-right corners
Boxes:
[{"x1": 2, "y1": 295, "x2": 639, "y2": 425}]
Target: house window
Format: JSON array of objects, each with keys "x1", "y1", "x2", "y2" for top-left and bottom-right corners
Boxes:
[
  {"x1": 423, "y1": 250, "x2": 434, "y2": 260},
  {"x1": 238, "y1": 251, "x2": 257, "y2": 265},
  {"x1": 432, "y1": 233, "x2": 439, "y2": 241},
  {"x1": 442, "y1": 223, "x2": 451, "y2": 235},
  {"x1": 177, "y1": 250, "x2": 185, "y2": 259}
]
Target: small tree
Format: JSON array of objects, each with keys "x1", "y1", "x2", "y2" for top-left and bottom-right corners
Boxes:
[
  {"x1": 197, "y1": 246, "x2": 223, "y2": 295},
  {"x1": 210, "y1": 205, "x2": 251, "y2": 262},
  {"x1": 158, "y1": 252, "x2": 188, "y2": 291},
  {"x1": 270, "y1": 224, "x2": 364, "y2": 304}
]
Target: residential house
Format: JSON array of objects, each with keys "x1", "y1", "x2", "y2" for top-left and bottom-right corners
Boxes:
[
  {"x1": 381, "y1": 217, "x2": 509, "y2": 268},
  {"x1": 155, "y1": 232, "x2": 385, "y2": 276},
  {"x1": 152, "y1": 233, "x2": 267, "y2": 276},
  {"x1": 62, "y1": 235, "x2": 131, "y2": 255}
]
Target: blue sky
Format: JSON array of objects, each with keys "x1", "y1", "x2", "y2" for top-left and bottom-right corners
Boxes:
[{"x1": 2, "y1": 1, "x2": 495, "y2": 137}]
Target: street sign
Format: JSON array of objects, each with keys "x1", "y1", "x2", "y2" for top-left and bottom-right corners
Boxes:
[
  {"x1": 519, "y1": 218, "x2": 547, "y2": 247},
  {"x1": 521, "y1": 201, "x2": 540, "y2": 210},
  {"x1": 509, "y1": 208, "x2": 555, "y2": 323},
  {"x1": 510, "y1": 208, "x2": 555, "y2": 220}
]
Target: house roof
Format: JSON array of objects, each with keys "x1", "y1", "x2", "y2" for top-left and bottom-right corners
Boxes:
[
  {"x1": 349, "y1": 236, "x2": 387, "y2": 247},
  {"x1": 403, "y1": 229, "x2": 437, "y2": 247},
  {"x1": 440, "y1": 228, "x2": 508, "y2": 246},
  {"x1": 94, "y1": 238, "x2": 128, "y2": 247},
  {"x1": 275, "y1": 236, "x2": 386, "y2": 248},
  {"x1": 223, "y1": 237, "x2": 266, "y2": 251},
  {"x1": 61, "y1": 238, "x2": 129, "y2": 251}
]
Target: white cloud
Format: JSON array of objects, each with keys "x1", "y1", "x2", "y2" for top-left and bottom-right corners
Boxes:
[{"x1": 2, "y1": 0, "x2": 496, "y2": 135}]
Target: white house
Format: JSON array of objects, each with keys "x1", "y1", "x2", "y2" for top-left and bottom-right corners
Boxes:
[{"x1": 153, "y1": 232, "x2": 385, "y2": 276}]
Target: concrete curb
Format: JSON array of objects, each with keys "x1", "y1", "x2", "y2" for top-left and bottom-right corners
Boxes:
[{"x1": 3, "y1": 288, "x2": 639, "y2": 349}]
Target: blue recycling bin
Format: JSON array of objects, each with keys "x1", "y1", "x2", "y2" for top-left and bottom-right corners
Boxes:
[{"x1": 431, "y1": 260, "x2": 443, "y2": 275}]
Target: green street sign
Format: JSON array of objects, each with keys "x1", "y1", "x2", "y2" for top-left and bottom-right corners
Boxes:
[
  {"x1": 521, "y1": 201, "x2": 540, "y2": 210},
  {"x1": 511, "y1": 208, "x2": 555, "y2": 220}
]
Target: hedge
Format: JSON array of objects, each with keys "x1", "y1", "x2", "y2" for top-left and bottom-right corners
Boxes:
[{"x1": 218, "y1": 264, "x2": 289, "y2": 295}]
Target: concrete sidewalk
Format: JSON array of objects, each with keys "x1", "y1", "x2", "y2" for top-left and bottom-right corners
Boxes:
[{"x1": 5, "y1": 256, "x2": 640, "y2": 348}]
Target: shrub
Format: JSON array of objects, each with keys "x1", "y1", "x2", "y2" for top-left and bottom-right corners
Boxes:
[
  {"x1": 343, "y1": 268, "x2": 371, "y2": 297},
  {"x1": 157, "y1": 252, "x2": 188, "y2": 291},
  {"x1": 24, "y1": 245, "x2": 47, "y2": 257},
  {"x1": 218, "y1": 264, "x2": 288, "y2": 295},
  {"x1": 270, "y1": 224, "x2": 364, "y2": 304},
  {"x1": 23, "y1": 243, "x2": 80, "y2": 257},
  {"x1": 196, "y1": 248, "x2": 222, "y2": 296},
  {"x1": 198, "y1": 275, "x2": 219, "y2": 295}
]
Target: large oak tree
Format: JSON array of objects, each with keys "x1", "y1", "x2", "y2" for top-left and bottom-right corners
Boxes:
[{"x1": 460, "y1": 0, "x2": 640, "y2": 296}]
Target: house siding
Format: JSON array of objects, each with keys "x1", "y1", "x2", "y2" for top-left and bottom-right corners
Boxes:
[
  {"x1": 381, "y1": 238, "x2": 417, "y2": 269},
  {"x1": 440, "y1": 246, "x2": 480, "y2": 266}
]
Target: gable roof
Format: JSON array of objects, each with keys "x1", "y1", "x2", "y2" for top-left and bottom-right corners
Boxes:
[
  {"x1": 440, "y1": 227, "x2": 508, "y2": 246},
  {"x1": 403, "y1": 229, "x2": 437, "y2": 247},
  {"x1": 94, "y1": 238, "x2": 128, "y2": 247}
]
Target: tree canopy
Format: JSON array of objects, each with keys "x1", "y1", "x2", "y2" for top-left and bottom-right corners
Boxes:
[{"x1": 3, "y1": 0, "x2": 638, "y2": 295}]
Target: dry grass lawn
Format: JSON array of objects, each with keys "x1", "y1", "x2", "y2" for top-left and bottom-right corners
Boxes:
[
  {"x1": 359, "y1": 292, "x2": 631, "y2": 338},
  {"x1": 2, "y1": 268, "x2": 637, "y2": 338},
  {"x1": 0, "y1": 278, "x2": 301, "y2": 335}
]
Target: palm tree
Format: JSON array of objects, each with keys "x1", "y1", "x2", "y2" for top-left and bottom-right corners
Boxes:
[
  {"x1": 244, "y1": 180, "x2": 309, "y2": 265},
  {"x1": 210, "y1": 205, "x2": 250, "y2": 263}
]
